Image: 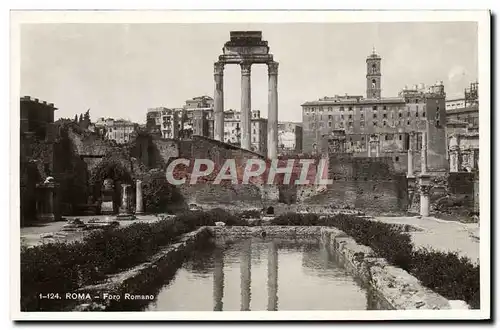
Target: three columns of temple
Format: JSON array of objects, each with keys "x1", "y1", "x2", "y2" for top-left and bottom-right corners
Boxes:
[{"x1": 213, "y1": 60, "x2": 279, "y2": 159}]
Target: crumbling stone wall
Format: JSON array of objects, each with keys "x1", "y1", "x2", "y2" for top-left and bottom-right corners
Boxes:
[{"x1": 301, "y1": 155, "x2": 408, "y2": 212}]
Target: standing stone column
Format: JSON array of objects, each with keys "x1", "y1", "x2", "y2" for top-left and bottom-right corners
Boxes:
[
  {"x1": 116, "y1": 184, "x2": 134, "y2": 220},
  {"x1": 240, "y1": 61, "x2": 252, "y2": 150},
  {"x1": 213, "y1": 247, "x2": 224, "y2": 311},
  {"x1": 214, "y1": 62, "x2": 225, "y2": 141},
  {"x1": 240, "y1": 239, "x2": 252, "y2": 311},
  {"x1": 119, "y1": 184, "x2": 130, "y2": 214},
  {"x1": 421, "y1": 131, "x2": 428, "y2": 174},
  {"x1": 135, "y1": 180, "x2": 144, "y2": 214},
  {"x1": 267, "y1": 241, "x2": 278, "y2": 311},
  {"x1": 267, "y1": 61, "x2": 279, "y2": 159},
  {"x1": 407, "y1": 147, "x2": 414, "y2": 177},
  {"x1": 419, "y1": 184, "x2": 431, "y2": 217}
]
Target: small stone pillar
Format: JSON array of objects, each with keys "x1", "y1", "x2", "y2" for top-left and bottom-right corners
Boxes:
[
  {"x1": 35, "y1": 181, "x2": 60, "y2": 222},
  {"x1": 419, "y1": 174, "x2": 431, "y2": 217},
  {"x1": 135, "y1": 180, "x2": 144, "y2": 215},
  {"x1": 407, "y1": 149, "x2": 414, "y2": 177},
  {"x1": 116, "y1": 184, "x2": 134, "y2": 220},
  {"x1": 100, "y1": 178, "x2": 115, "y2": 215},
  {"x1": 421, "y1": 131, "x2": 428, "y2": 174}
]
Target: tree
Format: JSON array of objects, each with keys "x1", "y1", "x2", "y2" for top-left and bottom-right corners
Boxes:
[
  {"x1": 74, "y1": 115, "x2": 78, "y2": 123},
  {"x1": 79, "y1": 114, "x2": 83, "y2": 123},
  {"x1": 84, "y1": 109, "x2": 90, "y2": 123}
]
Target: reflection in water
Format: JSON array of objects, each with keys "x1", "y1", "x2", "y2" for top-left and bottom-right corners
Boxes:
[
  {"x1": 267, "y1": 241, "x2": 278, "y2": 311},
  {"x1": 240, "y1": 239, "x2": 251, "y2": 311},
  {"x1": 147, "y1": 238, "x2": 385, "y2": 311},
  {"x1": 213, "y1": 247, "x2": 224, "y2": 311}
]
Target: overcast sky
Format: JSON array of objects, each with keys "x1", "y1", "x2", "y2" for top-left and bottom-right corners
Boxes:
[{"x1": 20, "y1": 22, "x2": 478, "y2": 124}]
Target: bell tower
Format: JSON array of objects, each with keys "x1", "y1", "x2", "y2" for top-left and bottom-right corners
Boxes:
[{"x1": 366, "y1": 47, "x2": 382, "y2": 99}]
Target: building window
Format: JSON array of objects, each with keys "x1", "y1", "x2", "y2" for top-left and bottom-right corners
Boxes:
[
  {"x1": 399, "y1": 113, "x2": 402, "y2": 118},
  {"x1": 373, "y1": 106, "x2": 378, "y2": 110},
  {"x1": 416, "y1": 112, "x2": 419, "y2": 117},
  {"x1": 253, "y1": 137, "x2": 256, "y2": 142},
  {"x1": 383, "y1": 121, "x2": 387, "y2": 126},
  {"x1": 328, "y1": 106, "x2": 332, "y2": 111},
  {"x1": 340, "y1": 106, "x2": 345, "y2": 111},
  {"x1": 341, "y1": 115, "x2": 344, "y2": 120},
  {"x1": 416, "y1": 105, "x2": 419, "y2": 111},
  {"x1": 383, "y1": 106, "x2": 387, "y2": 110},
  {"x1": 373, "y1": 114, "x2": 377, "y2": 119},
  {"x1": 328, "y1": 122, "x2": 332, "y2": 127},
  {"x1": 361, "y1": 114, "x2": 364, "y2": 119},
  {"x1": 407, "y1": 121, "x2": 410, "y2": 125},
  {"x1": 395, "y1": 156, "x2": 399, "y2": 162},
  {"x1": 385, "y1": 135, "x2": 388, "y2": 141},
  {"x1": 328, "y1": 115, "x2": 332, "y2": 120},
  {"x1": 349, "y1": 106, "x2": 353, "y2": 111},
  {"x1": 423, "y1": 112, "x2": 426, "y2": 117},
  {"x1": 348, "y1": 122, "x2": 353, "y2": 128},
  {"x1": 360, "y1": 121, "x2": 365, "y2": 127},
  {"x1": 399, "y1": 135, "x2": 402, "y2": 140},
  {"x1": 348, "y1": 115, "x2": 352, "y2": 119},
  {"x1": 373, "y1": 121, "x2": 377, "y2": 127},
  {"x1": 383, "y1": 113, "x2": 387, "y2": 118}
]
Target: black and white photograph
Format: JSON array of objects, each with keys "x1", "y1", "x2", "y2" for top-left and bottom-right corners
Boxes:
[{"x1": 9, "y1": 10, "x2": 491, "y2": 321}]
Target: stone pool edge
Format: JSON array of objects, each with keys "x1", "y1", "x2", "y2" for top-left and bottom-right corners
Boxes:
[
  {"x1": 211, "y1": 226, "x2": 457, "y2": 310},
  {"x1": 73, "y1": 225, "x2": 463, "y2": 311}
]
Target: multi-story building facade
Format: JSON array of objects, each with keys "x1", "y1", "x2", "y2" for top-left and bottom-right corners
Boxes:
[
  {"x1": 95, "y1": 118, "x2": 137, "y2": 144},
  {"x1": 301, "y1": 49, "x2": 448, "y2": 171},
  {"x1": 221, "y1": 110, "x2": 268, "y2": 154},
  {"x1": 278, "y1": 122, "x2": 303, "y2": 154},
  {"x1": 20, "y1": 96, "x2": 57, "y2": 140},
  {"x1": 445, "y1": 81, "x2": 479, "y2": 132}
]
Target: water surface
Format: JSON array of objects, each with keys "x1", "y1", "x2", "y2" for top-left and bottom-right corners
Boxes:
[{"x1": 147, "y1": 237, "x2": 382, "y2": 311}]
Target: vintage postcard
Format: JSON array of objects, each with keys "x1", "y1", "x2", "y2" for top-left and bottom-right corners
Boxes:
[{"x1": 10, "y1": 10, "x2": 491, "y2": 321}]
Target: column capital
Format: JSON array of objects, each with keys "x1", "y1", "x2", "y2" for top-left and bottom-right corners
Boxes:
[
  {"x1": 214, "y1": 61, "x2": 225, "y2": 75},
  {"x1": 268, "y1": 61, "x2": 279, "y2": 75},
  {"x1": 240, "y1": 61, "x2": 252, "y2": 75}
]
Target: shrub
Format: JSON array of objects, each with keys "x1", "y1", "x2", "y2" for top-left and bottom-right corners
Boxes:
[
  {"x1": 20, "y1": 210, "x2": 226, "y2": 311},
  {"x1": 269, "y1": 212, "x2": 479, "y2": 308},
  {"x1": 410, "y1": 249, "x2": 480, "y2": 309},
  {"x1": 272, "y1": 212, "x2": 320, "y2": 226},
  {"x1": 141, "y1": 170, "x2": 184, "y2": 213}
]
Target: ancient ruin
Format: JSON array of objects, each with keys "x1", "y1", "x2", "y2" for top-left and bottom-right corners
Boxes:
[{"x1": 213, "y1": 31, "x2": 279, "y2": 159}]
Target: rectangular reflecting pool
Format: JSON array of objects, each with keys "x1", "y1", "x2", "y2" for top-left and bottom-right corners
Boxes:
[{"x1": 146, "y1": 237, "x2": 385, "y2": 311}]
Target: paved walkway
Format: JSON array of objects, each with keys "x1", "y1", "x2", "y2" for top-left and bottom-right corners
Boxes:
[{"x1": 372, "y1": 216, "x2": 480, "y2": 264}]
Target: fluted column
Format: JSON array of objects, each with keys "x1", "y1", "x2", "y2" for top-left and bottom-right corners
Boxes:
[
  {"x1": 240, "y1": 62, "x2": 252, "y2": 150},
  {"x1": 214, "y1": 62, "x2": 224, "y2": 141},
  {"x1": 268, "y1": 61, "x2": 279, "y2": 159},
  {"x1": 213, "y1": 247, "x2": 224, "y2": 311},
  {"x1": 267, "y1": 241, "x2": 278, "y2": 311},
  {"x1": 240, "y1": 239, "x2": 251, "y2": 311}
]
